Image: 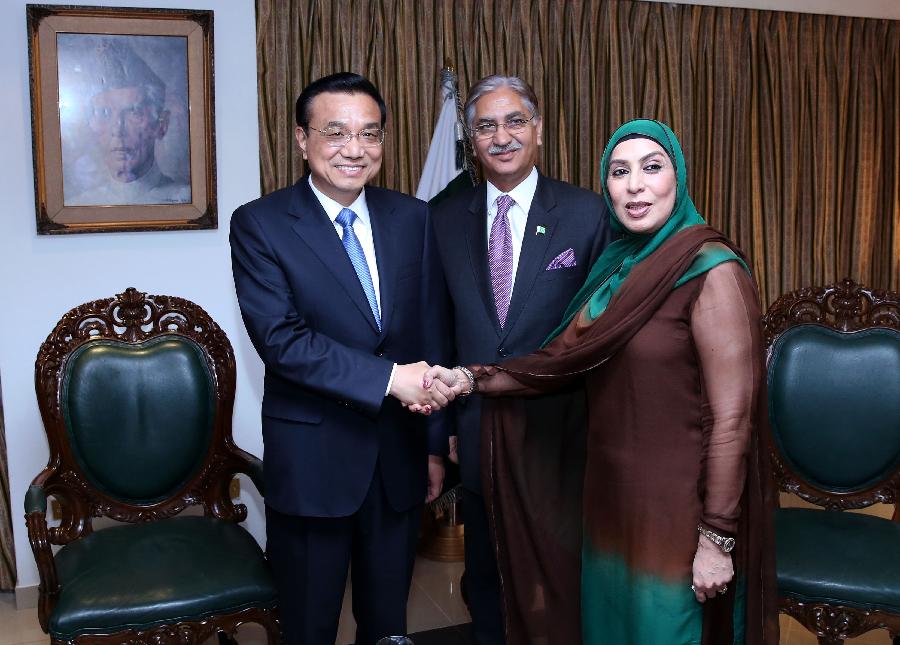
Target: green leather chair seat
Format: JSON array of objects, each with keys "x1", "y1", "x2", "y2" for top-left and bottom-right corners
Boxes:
[
  {"x1": 776, "y1": 507, "x2": 900, "y2": 612},
  {"x1": 50, "y1": 516, "x2": 277, "y2": 640}
]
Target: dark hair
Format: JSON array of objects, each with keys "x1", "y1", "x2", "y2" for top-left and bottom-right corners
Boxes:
[
  {"x1": 294, "y1": 72, "x2": 387, "y2": 128},
  {"x1": 613, "y1": 132, "x2": 675, "y2": 166}
]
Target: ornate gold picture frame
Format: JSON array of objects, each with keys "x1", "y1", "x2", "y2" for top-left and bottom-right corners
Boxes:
[{"x1": 27, "y1": 5, "x2": 216, "y2": 234}]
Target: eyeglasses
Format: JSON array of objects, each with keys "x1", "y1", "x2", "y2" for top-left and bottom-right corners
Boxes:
[
  {"x1": 470, "y1": 115, "x2": 537, "y2": 140},
  {"x1": 307, "y1": 125, "x2": 385, "y2": 148}
]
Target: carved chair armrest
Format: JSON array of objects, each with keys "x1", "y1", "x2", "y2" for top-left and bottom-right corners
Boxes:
[
  {"x1": 206, "y1": 450, "x2": 265, "y2": 522},
  {"x1": 234, "y1": 452, "x2": 265, "y2": 497},
  {"x1": 25, "y1": 484, "x2": 47, "y2": 514},
  {"x1": 24, "y1": 484, "x2": 60, "y2": 598}
]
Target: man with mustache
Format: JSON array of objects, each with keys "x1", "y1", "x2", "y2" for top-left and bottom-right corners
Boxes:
[{"x1": 429, "y1": 75, "x2": 612, "y2": 644}]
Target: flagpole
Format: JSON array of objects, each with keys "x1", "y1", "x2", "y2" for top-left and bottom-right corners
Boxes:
[
  {"x1": 416, "y1": 64, "x2": 478, "y2": 201},
  {"x1": 442, "y1": 61, "x2": 477, "y2": 186}
]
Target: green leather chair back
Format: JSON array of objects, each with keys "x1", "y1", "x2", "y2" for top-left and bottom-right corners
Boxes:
[
  {"x1": 61, "y1": 336, "x2": 215, "y2": 504},
  {"x1": 768, "y1": 325, "x2": 900, "y2": 493}
]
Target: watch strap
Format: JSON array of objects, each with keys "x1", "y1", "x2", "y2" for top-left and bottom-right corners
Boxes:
[{"x1": 697, "y1": 523, "x2": 735, "y2": 552}]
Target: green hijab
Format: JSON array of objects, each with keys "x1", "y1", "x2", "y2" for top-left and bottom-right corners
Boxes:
[{"x1": 545, "y1": 119, "x2": 745, "y2": 344}]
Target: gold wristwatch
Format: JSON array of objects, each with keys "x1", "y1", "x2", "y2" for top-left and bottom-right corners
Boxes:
[{"x1": 697, "y1": 524, "x2": 735, "y2": 553}]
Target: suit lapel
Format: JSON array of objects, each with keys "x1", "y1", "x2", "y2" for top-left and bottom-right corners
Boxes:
[
  {"x1": 288, "y1": 179, "x2": 381, "y2": 334},
  {"x1": 501, "y1": 174, "x2": 559, "y2": 342},
  {"x1": 463, "y1": 185, "x2": 503, "y2": 336},
  {"x1": 368, "y1": 193, "x2": 397, "y2": 338}
]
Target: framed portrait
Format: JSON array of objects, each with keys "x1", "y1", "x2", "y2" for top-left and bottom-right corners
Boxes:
[{"x1": 27, "y1": 5, "x2": 217, "y2": 234}]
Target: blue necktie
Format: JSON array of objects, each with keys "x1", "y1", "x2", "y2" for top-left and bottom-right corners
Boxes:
[{"x1": 336, "y1": 208, "x2": 381, "y2": 331}]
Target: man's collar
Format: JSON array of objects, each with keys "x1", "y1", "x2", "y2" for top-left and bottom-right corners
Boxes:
[
  {"x1": 102, "y1": 161, "x2": 165, "y2": 199},
  {"x1": 307, "y1": 175, "x2": 370, "y2": 226},
  {"x1": 485, "y1": 166, "x2": 539, "y2": 209}
]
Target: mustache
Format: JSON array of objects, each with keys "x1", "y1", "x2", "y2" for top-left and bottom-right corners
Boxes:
[{"x1": 487, "y1": 140, "x2": 523, "y2": 155}]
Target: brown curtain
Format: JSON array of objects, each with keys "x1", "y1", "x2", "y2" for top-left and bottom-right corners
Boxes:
[
  {"x1": 255, "y1": 0, "x2": 899, "y2": 306},
  {"x1": 0, "y1": 374, "x2": 15, "y2": 590}
]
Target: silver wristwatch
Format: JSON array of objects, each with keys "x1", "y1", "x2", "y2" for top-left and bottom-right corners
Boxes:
[
  {"x1": 453, "y1": 365, "x2": 476, "y2": 396},
  {"x1": 697, "y1": 524, "x2": 735, "y2": 553}
]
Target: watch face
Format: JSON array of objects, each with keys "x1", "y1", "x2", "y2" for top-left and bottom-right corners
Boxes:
[{"x1": 723, "y1": 537, "x2": 736, "y2": 552}]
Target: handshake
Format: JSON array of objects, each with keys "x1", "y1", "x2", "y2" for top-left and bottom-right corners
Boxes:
[{"x1": 389, "y1": 362, "x2": 474, "y2": 415}]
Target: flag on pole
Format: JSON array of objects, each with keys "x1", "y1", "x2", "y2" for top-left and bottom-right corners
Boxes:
[{"x1": 416, "y1": 68, "x2": 471, "y2": 201}]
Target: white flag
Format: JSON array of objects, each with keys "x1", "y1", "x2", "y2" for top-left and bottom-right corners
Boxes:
[{"x1": 416, "y1": 73, "x2": 464, "y2": 201}]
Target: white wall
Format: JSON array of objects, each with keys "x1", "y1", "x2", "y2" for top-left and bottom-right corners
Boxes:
[
  {"x1": 645, "y1": 0, "x2": 900, "y2": 19},
  {"x1": 0, "y1": 0, "x2": 265, "y2": 594}
]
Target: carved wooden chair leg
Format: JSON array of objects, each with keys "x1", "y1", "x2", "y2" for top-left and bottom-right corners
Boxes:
[
  {"x1": 261, "y1": 613, "x2": 282, "y2": 645},
  {"x1": 217, "y1": 630, "x2": 238, "y2": 645}
]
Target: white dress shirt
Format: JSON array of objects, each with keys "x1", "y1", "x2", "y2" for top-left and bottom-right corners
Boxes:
[
  {"x1": 485, "y1": 166, "x2": 539, "y2": 286},
  {"x1": 308, "y1": 176, "x2": 395, "y2": 395},
  {"x1": 308, "y1": 176, "x2": 382, "y2": 313}
]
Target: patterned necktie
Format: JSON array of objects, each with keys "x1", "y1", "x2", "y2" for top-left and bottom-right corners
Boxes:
[
  {"x1": 489, "y1": 194, "x2": 514, "y2": 327},
  {"x1": 335, "y1": 208, "x2": 381, "y2": 331}
]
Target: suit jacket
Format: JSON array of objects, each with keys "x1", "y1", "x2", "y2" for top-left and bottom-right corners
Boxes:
[
  {"x1": 230, "y1": 177, "x2": 448, "y2": 517},
  {"x1": 431, "y1": 172, "x2": 612, "y2": 492}
]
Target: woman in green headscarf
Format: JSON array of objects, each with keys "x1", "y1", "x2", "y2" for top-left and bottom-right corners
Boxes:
[{"x1": 423, "y1": 120, "x2": 778, "y2": 644}]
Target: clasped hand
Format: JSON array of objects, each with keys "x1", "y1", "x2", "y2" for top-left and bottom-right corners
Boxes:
[
  {"x1": 389, "y1": 362, "x2": 469, "y2": 415},
  {"x1": 691, "y1": 535, "x2": 734, "y2": 603}
]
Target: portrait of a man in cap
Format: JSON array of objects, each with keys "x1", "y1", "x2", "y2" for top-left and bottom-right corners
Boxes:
[{"x1": 58, "y1": 35, "x2": 192, "y2": 207}]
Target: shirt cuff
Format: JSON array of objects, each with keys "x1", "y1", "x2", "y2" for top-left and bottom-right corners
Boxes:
[{"x1": 384, "y1": 363, "x2": 397, "y2": 396}]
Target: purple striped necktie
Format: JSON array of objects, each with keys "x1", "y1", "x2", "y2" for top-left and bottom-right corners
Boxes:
[{"x1": 489, "y1": 194, "x2": 514, "y2": 327}]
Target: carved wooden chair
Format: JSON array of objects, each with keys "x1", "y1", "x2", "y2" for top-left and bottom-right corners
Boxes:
[
  {"x1": 25, "y1": 288, "x2": 279, "y2": 645},
  {"x1": 763, "y1": 279, "x2": 900, "y2": 644}
]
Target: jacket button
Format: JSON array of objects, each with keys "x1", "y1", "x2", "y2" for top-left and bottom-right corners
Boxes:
[
  {"x1": 498, "y1": 347, "x2": 509, "y2": 357},
  {"x1": 375, "y1": 351, "x2": 384, "y2": 357}
]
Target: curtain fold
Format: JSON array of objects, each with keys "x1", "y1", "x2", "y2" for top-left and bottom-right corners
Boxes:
[
  {"x1": 256, "y1": 0, "x2": 899, "y2": 305},
  {"x1": 0, "y1": 374, "x2": 15, "y2": 591}
]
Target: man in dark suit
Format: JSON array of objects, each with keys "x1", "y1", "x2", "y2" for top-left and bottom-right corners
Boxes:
[
  {"x1": 230, "y1": 73, "x2": 452, "y2": 645},
  {"x1": 430, "y1": 75, "x2": 612, "y2": 645}
]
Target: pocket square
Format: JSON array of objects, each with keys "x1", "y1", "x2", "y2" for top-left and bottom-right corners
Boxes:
[{"x1": 546, "y1": 248, "x2": 576, "y2": 270}]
